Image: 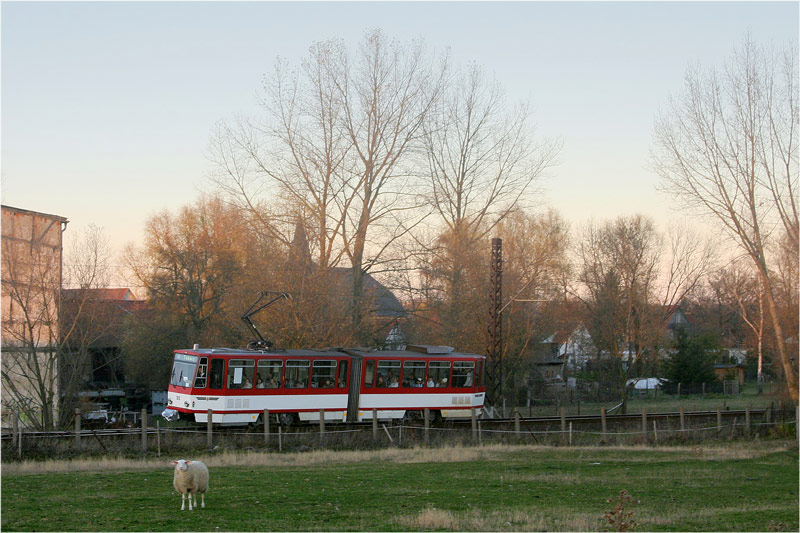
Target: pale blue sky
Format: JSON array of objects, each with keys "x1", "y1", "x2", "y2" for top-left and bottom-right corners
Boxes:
[{"x1": 2, "y1": 1, "x2": 798, "y2": 272}]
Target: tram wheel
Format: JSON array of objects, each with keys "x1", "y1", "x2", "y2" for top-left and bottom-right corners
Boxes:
[{"x1": 278, "y1": 412, "x2": 297, "y2": 427}]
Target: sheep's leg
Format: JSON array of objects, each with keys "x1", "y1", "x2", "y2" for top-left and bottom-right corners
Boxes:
[
  {"x1": 200, "y1": 493, "x2": 205, "y2": 509},
  {"x1": 180, "y1": 493, "x2": 186, "y2": 511},
  {"x1": 188, "y1": 491, "x2": 194, "y2": 511}
]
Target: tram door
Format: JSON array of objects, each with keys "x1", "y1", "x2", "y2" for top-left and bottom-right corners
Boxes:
[
  {"x1": 208, "y1": 359, "x2": 225, "y2": 389},
  {"x1": 346, "y1": 354, "x2": 363, "y2": 422}
]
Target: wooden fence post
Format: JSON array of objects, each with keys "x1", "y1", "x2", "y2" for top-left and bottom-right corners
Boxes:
[
  {"x1": 15, "y1": 410, "x2": 22, "y2": 459},
  {"x1": 156, "y1": 421, "x2": 161, "y2": 457},
  {"x1": 319, "y1": 409, "x2": 326, "y2": 445},
  {"x1": 745, "y1": 406, "x2": 751, "y2": 435},
  {"x1": 278, "y1": 425, "x2": 282, "y2": 452},
  {"x1": 424, "y1": 408, "x2": 430, "y2": 446},
  {"x1": 716, "y1": 408, "x2": 722, "y2": 435},
  {"x1": 601, "y1": 407, "x2": 607, "y2": 443},
  {"x1": 373, "y1": 409, "x2": 378, "y2": 441},
  {"x1": 653, "y1": 420, "x2": 658, "y2": 443},
  {"x1": 560, "y1": 408, "x2": 567, "y2": 444},
  {"x1": 569, "y1": 422, "x2": 573, "y2": 446},
  {"x1": 514, "y1": 409, "x2": 520, "y2": 437},
  {"x1": 264, "y1": 409, "x2": 270, "y2": 446},
  {"x1": 679, "y1": 406, "x2": 685, "y2": 435},
  {"x1": 471, "y1": 408, "x2": 477, "y2": 442},
  {"x1": 207, "y1": 409, "x2": 213, "y2": 448},
  {"x1": 140, "y1": 408, "x2": 148, "y2": 453},
  {"x1": 74, "y1": 407, "x2": 81, "y2": 447},
  {"x1": 641, "y1": 408, "x2": 647, "y2": 442}
]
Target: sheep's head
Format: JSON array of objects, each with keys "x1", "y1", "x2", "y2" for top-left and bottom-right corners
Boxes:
[{"x1": 171, "y1": 459, "x2": 193, "y2": 471}]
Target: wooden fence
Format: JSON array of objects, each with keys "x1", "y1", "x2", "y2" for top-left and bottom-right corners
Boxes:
[{"x1": 2, "y1": 406, "x2": 797, "y2": 461}]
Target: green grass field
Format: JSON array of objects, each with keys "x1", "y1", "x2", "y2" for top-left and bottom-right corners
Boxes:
[{"x1": 2, "y1": 441, "x2": 797, "y2": 531}]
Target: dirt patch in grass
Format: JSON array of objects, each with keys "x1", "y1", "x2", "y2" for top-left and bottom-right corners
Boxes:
[{"x1": 396, "y1": 506, "x2": 598, "y2": 531}]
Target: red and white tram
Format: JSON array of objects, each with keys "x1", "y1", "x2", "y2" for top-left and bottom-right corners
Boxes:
[{"x1": 165, "y1": 344, "x2": 485, "y2": 425}]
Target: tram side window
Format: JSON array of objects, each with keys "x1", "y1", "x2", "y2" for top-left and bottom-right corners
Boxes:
[
  {"x1": 475, "y1": 361, "x2": 483, "y2": 386},
  {"x1": 402, "y1": 361, "x2": 425, "y2": 388},
  {"x1": 337, "y1": 360, "x2": 348, "y2": 388},
  {"x1": 377, "y1": 360, "x2": 401, "y2": 388},
  {"x1": 452, "y1": 361, "x2": 475, "y2": 387},
  {"x1": 311, "y1": 360, "x2": 336, "y2": 388},
  {"x1": 228, "y1": 359, "x2": 255, "y2": 389},
  {"x1": 364, "y1": 360, "x2": 375, "y2": 388},
  {"x1": 285, "y1": 360, "x2": 310, "y2": 388},
  {"x1": 209, "y1": 359, "x2": 224, "y2": 389},
  {"x1": 256, "y1": 360, "x2": 282, "y2": 388},
  {"x1": 194, "y1": 357, "x2": 208, "y2": 388},
  {"x1": 428, "y1": 361, "x2": 451, "y2": 387}
]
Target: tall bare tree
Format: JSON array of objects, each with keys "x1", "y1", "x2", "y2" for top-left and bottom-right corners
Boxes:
[
  {"x1": 210, "y1": 41, "x2": 352, "y2": 270},
  {"x1": 422, "y1": 63, "x2": 560, "y2": 242},
  {"x1": 652, "y1": 36, "x2": 799, "y2": 401},
  {"x1": 414, "y1": 63, "x2": 560, "y2": 349},
  {"x1": 211, "y1": 30, "x2": 447, "y2": 340}
]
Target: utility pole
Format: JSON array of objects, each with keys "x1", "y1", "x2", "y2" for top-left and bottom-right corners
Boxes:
[{"x1": 486, "y1": 237, "x2": 503, "y2": 408}]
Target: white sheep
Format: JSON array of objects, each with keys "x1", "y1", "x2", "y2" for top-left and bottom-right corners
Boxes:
[{"x1": 171, "y1": 459, "x2": 209, "y2": 511}]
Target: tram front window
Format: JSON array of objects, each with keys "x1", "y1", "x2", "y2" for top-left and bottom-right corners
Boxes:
[{"x1": 170, "y1": 353, "x2": 199, "y2": 388}]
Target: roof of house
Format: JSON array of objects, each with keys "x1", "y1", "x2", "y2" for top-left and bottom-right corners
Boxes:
[
  {"x1": 2, "y1": 204, "x2": 69, "y2": 223},
  {"x1": 329, "y1": 268, "x2": 405, "y2": 319},
  {"x1": 62, "y1": 288, "x2": 140, "y2": 301}
]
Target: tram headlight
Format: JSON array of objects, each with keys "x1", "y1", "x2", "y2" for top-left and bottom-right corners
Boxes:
[{"x1": 184, "y1": 401, "x2": 189, "y2": 408}]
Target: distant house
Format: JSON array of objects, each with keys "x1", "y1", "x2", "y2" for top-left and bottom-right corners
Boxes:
[
  {"x1": 286, "y1": 218, "x2": 406, "y2": 345},
  {"x1": 61, "y1": 288, "x2": 146, "y2": 387},
  {"x1": 665, "y1": 305, "x2": 690, "y2": 331},
  {"x1": 714, "y1": 363, "x2": 746, "y2": 385},
  {"x1": 540, "y1": 326, "x2": 595, "y2": 371}
]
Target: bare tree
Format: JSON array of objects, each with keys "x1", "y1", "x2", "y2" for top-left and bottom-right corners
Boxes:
[
  {"x1": 57, "y1": 225, "x2": 122, "y2": 425},
  {"x1": 412, "y1": 64, "x2": 560, "y2": 351},
  {"x1": 422, "y1": 63, "x2": 560, "y2": 243},
  {"x1": 574, "y1": 216, "x2": 713, "y2": 412},
  {"x1": 210, "y1": 41, "x2": 353, "y2": 269},
  {"x1": 652, "y1": 36, "x2": 798, "y2": 401}
]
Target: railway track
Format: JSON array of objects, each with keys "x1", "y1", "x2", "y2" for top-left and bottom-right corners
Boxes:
[{"x1": 2, "y1": 407, "x2": 791, "y2": 440}]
